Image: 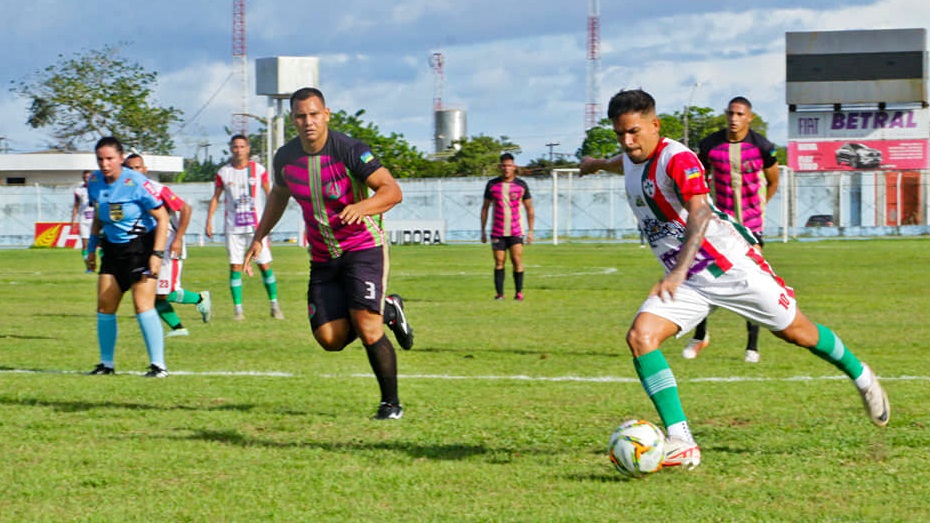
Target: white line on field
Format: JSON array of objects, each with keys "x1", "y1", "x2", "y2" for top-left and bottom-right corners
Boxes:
[{"x1": 4, "y1": 369, "x2": 928, "y2": 383}]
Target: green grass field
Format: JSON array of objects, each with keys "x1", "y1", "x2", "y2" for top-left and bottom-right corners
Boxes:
[{"x1": 1, "y1": 239, "x2": 928, "y2": 522}]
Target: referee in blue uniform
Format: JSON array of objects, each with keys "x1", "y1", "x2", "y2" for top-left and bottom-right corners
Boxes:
[{"x1": 85, "y1": 137, "x2": 171, "y2": 377}]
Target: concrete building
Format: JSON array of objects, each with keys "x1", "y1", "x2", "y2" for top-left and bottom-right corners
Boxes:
[{"x1": 0, "y1": 150, "x2": 184, "y2": 186}]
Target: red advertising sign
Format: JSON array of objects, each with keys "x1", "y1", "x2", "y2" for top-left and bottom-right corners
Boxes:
[
  {"x1": 787, "y1": 139, "x2": 929, "y2": 172},
  {"x1": 34, "y1": 222, "x2": 82, "y2": 248}
]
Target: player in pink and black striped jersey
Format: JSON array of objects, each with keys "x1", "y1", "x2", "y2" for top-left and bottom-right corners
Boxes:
[
  {"x1": 244, "y1": 87, "x2": 413, "y2": 420},
  {"x1": 480, "y1": 153, "x2": 535, "y2": 301},
  {"x1": 684, "y1": 96, "x2": 780, "y2": 363}
]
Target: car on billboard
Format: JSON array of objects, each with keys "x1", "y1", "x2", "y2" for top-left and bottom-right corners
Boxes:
[
  {"x1": 805, "y1": 214, "x2": 834, "y2": 227},
  {"x1": 835, "y1": 142, "x2": 882, "y2": 168}
]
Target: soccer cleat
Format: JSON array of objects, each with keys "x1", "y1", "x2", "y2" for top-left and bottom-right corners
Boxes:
[
  {"x1": 858, "y1": 364, "x2": 890, "y2": 427},
  {"x1": 270, "y1": 304, "x2": 285, "y2": 320},
  {"x1": 385, "y1": 294, "x2": 414, "y2": 350},
  {"x1": 682, "y1": 335, "x2": 710, "y2": 360},
  {"x1": 143, "y1": 364, "x2": 168, "y2": 378},
  {"x1": 514, "y1": 292, "x2": 524, "y2": 301},
  {"x1": 662, "y1": 438, "x2": 701, "y2": 469},
  {"x1": 373, "y1": 402, "x2": 404, "y2": 420},
  {"x1": 233, "y1": 308, "x2": 245, "y2": 321},
  {"x1": 88, "y1": 363, "x2": 115, "y2": 375},
  {"x1": 744, "y1": 349, "x2": 760, "y2": 363},
  {"x1": 494, "y1": 294, "x2": 505, "y2": 300},
  {"x1": 196, "y1": 291, "x2": 213, "y2": 323},
  {"x1": 165, "y1": 327, "x2": 190, "y2": 338}
]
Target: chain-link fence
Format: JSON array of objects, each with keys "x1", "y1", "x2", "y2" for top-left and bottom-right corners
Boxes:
[{"x1": 2, "y1": 167, "x2": 928, "y2": 247}]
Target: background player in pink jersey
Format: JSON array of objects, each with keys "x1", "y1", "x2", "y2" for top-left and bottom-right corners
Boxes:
[
  {"x1": 244, "y1": 87, "x2": 414, "y2": 420},
  {"x1": 480, "y1": 153, "x2": 535, "y2": 300},
  {"x1": 580, "y1": 89, "x2": 888, "y2": 470},
  {"x1": 683, "y1": 96, "x2": 780, "y2": 363}
]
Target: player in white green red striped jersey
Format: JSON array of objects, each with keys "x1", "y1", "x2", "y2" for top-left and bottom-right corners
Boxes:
[
  {"x1": 125, "y1": 154, "x2": 212, "y2": 338},
  {"x1": 580, "y1": 89, "x2": 889, "y2": 471},
  {"x1": 243, "y1": 87, "x2": 414, "y2": 420},
  {"x1": 205, "y1": 135, "x2": 282, "y2": 321}
]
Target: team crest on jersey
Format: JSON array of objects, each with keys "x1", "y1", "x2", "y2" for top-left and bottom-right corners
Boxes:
[
  {"x1": 108, "y1": 203, "x2": 124, "y2": 222},
  {"x1": 124, "y1": 178, "x2": 135, "y2": 187},
  {"x1": 360, "y1": 151, "x2": 374, "y2": 164},
  {"x1": 324, "y1": 181, "x2": 342, "y2": 199},
  {"x1": 642, "y1": 179, "x2": 656, "y2": 198},
  {"x1": 635, "y1": 196, "x2": 646, "y2": 207}
]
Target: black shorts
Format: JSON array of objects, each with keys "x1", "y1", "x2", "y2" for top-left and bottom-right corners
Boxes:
[
  {"x1": 100, "y1": 230, "x2": 156, "y2": 293},
  {"x1": 491, "y1": 236, "x2": 524, "y2": 251},
  {"x1": 307, "y1": 247, "x2": 387, "y2": 331}
]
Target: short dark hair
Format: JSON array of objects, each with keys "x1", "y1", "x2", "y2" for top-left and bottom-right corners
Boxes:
[
  {"x1": 229, "y1": 134, "x2": 249, "y2": 145},
  {"x1": 289, "y1": 87, "x2": 326, "y2": 110},
  {"x1": 607, "y1": 89, "x2": 656, "y2": 120},
  {"x1": 499, "y1": 152, "x2": 515, "y2": 163},
  {"x1": 728, "y1": 96, "x2": 752, "y2": 110},
  {"x1": 125, "y1": 153, "x2": 142, "y2": 163},
  {"x1": 95, "y1": 136, "x2": 124, "y2": 153}
]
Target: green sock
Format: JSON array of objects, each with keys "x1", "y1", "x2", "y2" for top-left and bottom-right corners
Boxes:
[
  {"x1": 230, "y1": 270, "x2": 243, "y2": 306},
  {"x1": 155, "y1": 300, "x2": 183, "y2": 330},
  {"x1": 260, "y1": 267, "x2": 278, "y2": 301},
  {"x1": 634, "y1": 350, "x2": 687, "y2": 429},
  {"x1": 168, "y1": 289, "x2": 202, "y2": 305},
  {"x1": 808, "y1": 324, "x2": 864, "y2": 380}
]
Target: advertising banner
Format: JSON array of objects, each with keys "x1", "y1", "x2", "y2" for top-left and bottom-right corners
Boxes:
[
  {"x1": 383, "y1": 220, "x2": 446, "y2": 245},
  {"x1": 788, "y1": 140, "x2": 928, "y2": 171},
  {"x1": 788, "y1": 109, "x2": 929, "y2": 141},
  {"x1": 34, "y1": 222, "x2": 82, "y2": 248}
]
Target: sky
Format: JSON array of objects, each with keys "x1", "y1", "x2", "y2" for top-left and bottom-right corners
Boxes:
[{"x1": 0, "y1": 0, "x2": 927, "y2": 163}]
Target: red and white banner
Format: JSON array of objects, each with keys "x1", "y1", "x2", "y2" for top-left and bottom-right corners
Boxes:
[
  {"x1": 34, "y1": 222, "x2": 82, "y2": 248},
  {"x1": 788, "y1": 139, "x2": 929, "y2": 172}
]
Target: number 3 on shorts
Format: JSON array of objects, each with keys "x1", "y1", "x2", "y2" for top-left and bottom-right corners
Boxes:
[{"x1": 364, "y1": 281, "x2": 376, "y2": 300}]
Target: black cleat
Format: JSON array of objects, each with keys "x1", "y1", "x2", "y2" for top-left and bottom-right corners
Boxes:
[
  {"x1": 385, "y1": 294, "x2": 414, "y2": 350},
  {"x1": 373, "y1": 402, "x2": 404, "y2": 420},
  {"x1": 143, "y1": 364, "x2": 168, "y2": 378},
  {"x1": 88, "y1": 363, "x2": 115, "y2": 375}
]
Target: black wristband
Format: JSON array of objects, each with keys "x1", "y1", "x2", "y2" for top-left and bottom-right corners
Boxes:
[{"x1": 152, "y1": 250, "x2": 165, "y2": 259}]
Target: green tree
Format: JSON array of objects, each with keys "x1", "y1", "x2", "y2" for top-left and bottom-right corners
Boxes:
[
  {"x1": 444, "y1": 135, "x2": 521, "y2": 177},
  {"x1": 576, "y1": 118, "x2": 620, "y2": 160},
  {"x1": 10, "y1": 45, "x2": 182, "y2": 154}
]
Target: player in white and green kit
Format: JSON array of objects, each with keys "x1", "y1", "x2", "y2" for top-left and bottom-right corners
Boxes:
[{"x1": 580, "y1": 89, "x2": 889, "y2": 470}]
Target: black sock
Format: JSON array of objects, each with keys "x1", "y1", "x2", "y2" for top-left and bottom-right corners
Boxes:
[
  {"x1": 513, "y1": 271, "x2": 524, "y2": 293},
  {"x1": 365, "y1": 335, "x2": 399, "y2": 405},
  {"x1": 746, "y1": 321, "x2": 760, "y2": 351},
  {"x1": 694, "y1": 319, "x2": 708, "y2": 340},
  {"x1": 494, "y1": 268, "x2": 505, "y2": 295}
]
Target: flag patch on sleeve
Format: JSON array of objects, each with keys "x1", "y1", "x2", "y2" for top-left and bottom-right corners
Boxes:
[
  {"x1": 685, "y1": 167, "x2": 702, "y2": 180},
  {"x1": 360, "y1": 151, "x2": 374, "y2": 163}
]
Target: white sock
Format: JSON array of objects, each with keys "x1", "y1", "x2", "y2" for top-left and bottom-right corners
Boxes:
[
  {"x1": 666, "y1": 421, "x2": 695, "y2": 443},
  {"x1": 854, "y1": 365, "x2": 874, "y2": 389}
]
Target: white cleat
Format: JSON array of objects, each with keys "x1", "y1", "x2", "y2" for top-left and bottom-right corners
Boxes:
[
  {"x1": 744, "y1": 349, "x2": 760, "y2": 363},
  {"x1": 682, "y1": 335, "x2": 709, "y2": 360},
  {"x1": 196, "y1": 291, "x2": 213, "y2": 323},
  {"x1": 662, "y1": 438, "x2": 701, "y2": 470},
  {"x1": 858, "y1": 364, "x2": 890, "y2": 427}
]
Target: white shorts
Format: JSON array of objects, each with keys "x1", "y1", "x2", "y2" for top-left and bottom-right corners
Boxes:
[
  {"x1": 226, "y1": 233, "x2": 272, "y2": 265},
  {"x1": 79, "y1": 218, "x2": 93, "y2": 240},
  {"x1": 157, "y1": 257, "x2": 183, "y2": 296},
  {"x1": 638, "y1": 255, "x2": 798, "y2": 337}
]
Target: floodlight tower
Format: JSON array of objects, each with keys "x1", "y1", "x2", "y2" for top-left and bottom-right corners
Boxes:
[
  {"x1": 232, "y1": 0, "x2": 249, "y2": 136},
  {"x1": 584, "y1": 0, "x2": 601, "y2": 132}
]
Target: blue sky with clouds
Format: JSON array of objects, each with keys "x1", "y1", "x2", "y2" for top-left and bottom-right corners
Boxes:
[{"x1": 0, "y1": 0, "x2": 926, "y2": 162}]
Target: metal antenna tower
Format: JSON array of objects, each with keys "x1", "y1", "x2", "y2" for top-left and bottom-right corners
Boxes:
[
  {"x1": 232, "y1": 0, "x2": 248, "y2": 136},
  {"x1": 584, "y1": 0, "x2": 601, "y2": 132}
]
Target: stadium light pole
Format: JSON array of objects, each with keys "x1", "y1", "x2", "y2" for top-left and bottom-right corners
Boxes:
[{"x1": 682, "y1": 82, "x2": 701, "y2": 148}]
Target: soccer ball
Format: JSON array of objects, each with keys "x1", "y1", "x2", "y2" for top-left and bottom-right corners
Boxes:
[{"x1": 608, "y1": 419, "x2": 666, "y2": 477}]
